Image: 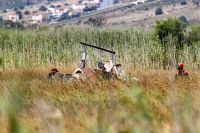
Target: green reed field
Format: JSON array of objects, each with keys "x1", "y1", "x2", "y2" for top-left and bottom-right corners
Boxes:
[
  {"x1": 0, "y1": 25, "x2": 200, "y2": 70},
  {"x1": 0, "y1": 25, "x2": 200, "y2": 133}
]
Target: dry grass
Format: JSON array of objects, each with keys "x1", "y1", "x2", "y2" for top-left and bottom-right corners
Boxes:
[
  {"x1": 1, "y1": 17, "x2": 200, "y2": 133},
  {"x1": 1, "y1": 68, "x2": 200, "y2": 133}
]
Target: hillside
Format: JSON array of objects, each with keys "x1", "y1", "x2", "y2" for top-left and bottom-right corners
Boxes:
[
  {"x1": 106, "y1": 1, "x2": 200, "y2": 27},
  {"x1": 0, "y1": 0, "x2": 40, "y2": 10},
  {"x1": 0, "y1": 0, "x2": 78, "y2": 10},
  {"x1": 49, "y1": 0, "x2": 200, "y2": 27}
]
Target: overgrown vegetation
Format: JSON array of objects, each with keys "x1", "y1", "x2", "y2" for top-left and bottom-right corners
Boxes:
[
  {"x1": 85, "y1": 16, "x2": 107, "y2": 27},
  {"x1": 24, "y1": 10, "x2": 30, "y2": 15},
  {"x1": 0, "y1": 20, "x2": 24, "y2": 29},
  {"x1": 16, "y1": 11, "x2": 23, "y2": 20},
  {"x1": 155, "y1": 7, "x2": 163, "y2": 15},
  {"x1": 178, "y1": 16, "x2": 188, "y2": 25},
  {"x1": 39, "y1": 5, "x2": 47, "y2": 11},
  {"x1": 180, "y1": 0, "x2": 187, "y2": 5},
  {"x1": 0, "y1": 17, "x2": 200, "y2": 133},
  {"x1": 155, "y1": 18, "x2": 186, "y2": 48},
  {"x1": 1, "y1": 69, "x2": 200, "y2": 132},
  {"x1": 187, "y1": 24, "x2": 200, "y2": 44},
  {"x1": 0, "y1": 21, "x2": 200, "y2": 70}
]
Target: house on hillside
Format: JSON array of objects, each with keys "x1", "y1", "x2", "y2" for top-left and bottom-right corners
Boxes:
[
  {"x1": 47, "y1": 7, "x2": 71, "y2": 22},
  {"x1": 98, "y1": 0, "x2": 114, "y2": 10},
  {"x1": 48, "y1": 7, "x2": 67, "y2": 15},
  {"x1": 130, "y1": 0, "x2": 145, "y2": 5},
  {"x1": 83, "y1": 6, "x2": 97, "y2": 12},
  {"x1": 80, "y1": 0, "x2": 100, "y2": 4},
  {"x1": 113, "y1": 0, "x2": 121, "y2": 4},
  {"x1": 3, "y1": 14, "x2": 19, "y2": 22},
  {"x1": 68, "y1": 11, "x2": 81, "y2": 18},
  {"x1": 48, "y1": 7, "x2": 56, "y2": 14},
  {"x1": 71, "y1": 4, "x2": 86, "y2": 12},
  {"x1": 30, "y1": 13, "x2": 43, "y2": 24}
]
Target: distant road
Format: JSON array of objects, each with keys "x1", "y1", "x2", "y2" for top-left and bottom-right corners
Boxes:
[
  {"x1": 45, "y1": 0, "x2": 167, "y2": 26},
  {"x1": 46, "y1": 3, "x2": 130, "y2": 26}
]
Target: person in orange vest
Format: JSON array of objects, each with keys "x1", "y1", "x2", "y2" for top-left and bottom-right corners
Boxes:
[
  {"x1": 48, "y1": 67, "x2": 61, "y2": 80},
  {"x1": 175, "y1": 63, "x2": 189, "y2": 77},
  {"x1": 48, "y1": 67, "x2": 74, "y2": 80}
]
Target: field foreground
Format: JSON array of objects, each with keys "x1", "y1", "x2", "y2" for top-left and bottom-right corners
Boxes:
[{"x1": 0, "y1": 68, "x2": 200, "y2": 133}]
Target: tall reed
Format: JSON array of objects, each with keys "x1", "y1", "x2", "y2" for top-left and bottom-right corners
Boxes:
[{"x1": 0, "y1": 26, "x2": 200, "y2": 70}]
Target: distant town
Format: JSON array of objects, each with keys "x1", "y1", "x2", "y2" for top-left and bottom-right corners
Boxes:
[{"x1": 0, "y1": 0, "x2": 151, "y2": 27}]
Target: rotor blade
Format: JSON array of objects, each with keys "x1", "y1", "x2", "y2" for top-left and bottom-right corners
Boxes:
[{"x1": 80, "y1": 42, "x2": 115, "y2": 54}]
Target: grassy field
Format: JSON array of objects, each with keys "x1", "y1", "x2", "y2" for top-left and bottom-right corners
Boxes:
[
  {"x1": 0, "y1": 26, "x2": 200, "y2": 133},
  {"x1": 1, "y1": 26, "x2": 200, "y2": 70},
  {"x1": 1, "y1": 69, "x2": 200, "y2": 133}
]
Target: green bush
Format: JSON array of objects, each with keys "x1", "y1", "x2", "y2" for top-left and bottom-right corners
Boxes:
[
  {"x1": 84, "y1": 16, "x2": 107, "y2": 27},
  {"x1": 155, "y1": 18, "x2": 185, "y2": 48},
  {"x1": 187, "y1": 24, "x2": 200, "y2": 43},
  {"x1": 180, "y1": 0, "x2": 187, "y2": 5},
  {"x1": 155, "y1": 7, "x2": 163, "y2": 16},
  {"x1": 178, "y1": 16, "x2": 188, "y2": 23},
  {"x1": 16, "y1": 10, "x2": 22, "y2": 15},
  {"x1": 16, "y1": 11, "x2": 23, "y2": 20},
  {"x1": 3, "y1": 10, "x2": 7, "y2": 13},
  {"x1": 39, "y1": 5, "x2": 47, "y2": 11},
  {"x1": 24, "y1": 10, "x2": 30, "y2": 15},
  {"x1": 14, "y1": 8, "x2": 18, "y2": 11},
  {"x1": 2, "y1": 20, "x2": 24, "y2": 29}
]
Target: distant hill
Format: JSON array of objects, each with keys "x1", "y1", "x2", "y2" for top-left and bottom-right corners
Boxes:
[
  {"x1": 0, "y1": 0, "x2": 52, "y2": 10},
  {"x1": 0, "y1": 0, "x2": 39, "y2": 10},
  {"x1": 48, "y1": 0, "x2": 200, "y2": 27}
]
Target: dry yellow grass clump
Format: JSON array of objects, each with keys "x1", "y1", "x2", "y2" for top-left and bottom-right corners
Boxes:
[{"x1": 0, "y1": 68, "x2": 200, "y2": 133}]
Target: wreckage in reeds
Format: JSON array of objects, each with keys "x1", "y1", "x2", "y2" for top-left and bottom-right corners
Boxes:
[{"x1": 48, "y1": 42, "x2": 126, "y2": 81}]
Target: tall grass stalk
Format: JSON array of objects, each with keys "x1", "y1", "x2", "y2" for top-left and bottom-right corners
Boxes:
[{"x1": 0, "y1": 26, "x2": 200, "y2": 70}]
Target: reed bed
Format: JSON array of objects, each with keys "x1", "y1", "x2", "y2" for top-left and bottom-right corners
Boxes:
[
  {"x1": 1, "y1": 26, "x2": 200, "y2": 133},
  {"x1": 0, "y1": 26, "x2": 200, "y2": 70}
]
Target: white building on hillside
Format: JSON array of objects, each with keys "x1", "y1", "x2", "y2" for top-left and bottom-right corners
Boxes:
[
  {"x1": 48, "y1": 7, "x2": 67, "y2": 18},
  {"x1": 31, "y1": 14, "x2": 43, "y2": 23},
  {"x1": 3, "y1": 14, "x2": 19, "y2": 22},
  {"x1": 82, "y1": 0, "x2": 100, "y2": 4},
  {"x1": 130, "y1": 0, "x2": 145, "y2": 5},
  {"x1": 71, "y1": 4, "x2": 86, "y2": 11},
  {"x1": 99, "y1": 0, "x2": 114, "y2": 10}
]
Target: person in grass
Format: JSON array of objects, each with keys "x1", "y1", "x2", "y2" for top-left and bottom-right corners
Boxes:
[
  {"x1": 175, "y1": 63, "x2": 189, "y2": 77},
  {"x1": 48, "y1": 67, "x2": 74, "y2": 80},
  {"x1": 48, "y1": 67, "x2": 59, "y2": 80}
]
